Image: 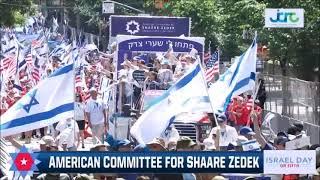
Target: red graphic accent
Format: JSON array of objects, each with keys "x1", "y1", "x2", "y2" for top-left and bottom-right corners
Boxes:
[{"x1": 14, "y1": 153, "x2": 34, "y2": 171}]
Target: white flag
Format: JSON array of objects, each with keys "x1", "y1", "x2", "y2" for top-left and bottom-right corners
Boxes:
[
  {"x1": 130, "y1": 62, "x2": 209, "y2": 144},
  {"x1": 0, "y1": 64, "x2": 74, "y2": 137},
  {"x1": 208, "y1": 36, "x2": 257, "y2": 112}
]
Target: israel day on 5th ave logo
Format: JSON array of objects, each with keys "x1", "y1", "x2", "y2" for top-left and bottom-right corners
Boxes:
[
  {"x1": 264, "y1": 150, "x2": 317, "y2": 174},
  {"x1": 9, "y1": 146, "x2": 40, "y2": 178}
]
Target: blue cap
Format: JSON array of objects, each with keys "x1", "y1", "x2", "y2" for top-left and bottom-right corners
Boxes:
[
  {"x1": 239, "y1": 127, "x2": 255, "y2": 136},
  {"x1": 274, "y1": 136, "x2": 289, "y2": 145},
  {"x1": 217, "y1": 114, "x2": 227, "y2": 122},
  {"x1": 277, "y1": 131, "x2": 288, "y2": 138},
  {"x1": 133, "y1": 56, "x2": 141, "y2": 61}
]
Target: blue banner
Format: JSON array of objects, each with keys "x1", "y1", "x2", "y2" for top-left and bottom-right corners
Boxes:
[
  {"x1": 118, "y1": 37, "x2": 202, "y2": 52},
  {"x1": 116, "y1": 36, "x2": 205, "y2": 67},
  {"x1": 35, "y1": 151, "x2": 263, "y2": 173},
  {"x1": 110, "y1": 16, "x2": 190, "y2": 37}
]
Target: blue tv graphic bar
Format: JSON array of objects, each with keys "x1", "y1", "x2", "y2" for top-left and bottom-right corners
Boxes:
[{"x1": 36, "y1": 151, "x2": 263, "y2": 173}]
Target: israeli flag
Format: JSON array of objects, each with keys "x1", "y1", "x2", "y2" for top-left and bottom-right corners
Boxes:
[
  {"x1": 0, "y1": 64, "x2": 74, "y2": 137},
  {"x1": 241, "y1": 139, "x2": 261, "y2": 151},
  {"x1": 208, "y1": 36, "x2": 257, "y2": 112},
  {"x1": 130, "y1": 62, "x2": 209, "y2": 144}
]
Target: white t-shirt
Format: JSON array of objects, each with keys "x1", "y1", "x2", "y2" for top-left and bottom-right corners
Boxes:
[
  {"x1": 85, "y1": 98, "x2": 106, "y2": 125},
  {"x1": 210, "y1": 125, "x2": 238, "y2": 147},
  {"x1": 74, "y1": 102, "x2": 85, "y2": 120},
  {"x1": 56, "y1": 119, "x2": 79, "y2": 148}
]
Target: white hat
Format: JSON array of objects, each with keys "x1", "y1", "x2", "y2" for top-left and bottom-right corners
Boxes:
[
  {"x1": 85, "y1": 44, "x2": 98, "y2": 51},
  {"x1": 39, "y1": 135, "x2": 55, "y2": 146},
  {"x1": 89, "y1": 87, "x2": 97, "y2": 92}
]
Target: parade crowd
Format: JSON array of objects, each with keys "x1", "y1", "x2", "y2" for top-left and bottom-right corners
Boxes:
[{"x1": 1, "y1": 15, "x2": 319, "y2": 180}]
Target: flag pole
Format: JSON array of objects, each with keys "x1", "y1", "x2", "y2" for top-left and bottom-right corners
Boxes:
[
  {"x1": 247, "y1": 31, "x2": 259, "y2": 127},
  {"x1": 195, "y1": 55, "x2": 219, "y2": 127},
  {"x1": 72, "y1": 45, "x2": 78, "y2": 149}
]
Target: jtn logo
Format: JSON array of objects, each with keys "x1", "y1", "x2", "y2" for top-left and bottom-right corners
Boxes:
[{"x1": 270, "y1": 10, "x2": 299, "y2": 23}]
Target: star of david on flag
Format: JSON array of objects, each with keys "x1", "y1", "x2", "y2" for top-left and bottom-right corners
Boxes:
[
  {"x1": 16, "y1": 89, "x2": 39, "y2": 113},
  {"x1": 0, "y1": 64, "x2": 74, "y2": 137}
]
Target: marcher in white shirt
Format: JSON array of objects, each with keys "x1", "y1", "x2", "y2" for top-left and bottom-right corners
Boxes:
[
  {"x1": 210, "y1": 114, "x2": 238, "y2": 147},
  {"x1": 56, "y1": 118, "x2": 79, "y2": 151},
  {"x1": 75, "y1": 94, "x2": 85, "y2": 148},
  {"x1": 85, "y1": 88, "x2": 108, "y2": 144}
]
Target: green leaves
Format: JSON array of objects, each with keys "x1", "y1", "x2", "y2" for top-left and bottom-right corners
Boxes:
[
  {"x1": 145, "y1": 0, "x2": 319, "y2": 80},
  {"x1": 0, "y1": 0, "x2": 34, "y2": 27}
]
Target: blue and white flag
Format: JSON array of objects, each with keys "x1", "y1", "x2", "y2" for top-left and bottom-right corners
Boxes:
[
  {"x1": 0, "y1": 64, "x2": 74, "y2": 137},
  {"x1": 49, "y1": 43, "x2": 67, "y2": 58},
  {"x1": 241, "y1": 139, "x2": 261, "y2": 151},
  {"x1": 130, "y1": 62, "x2": 209, "y2": 144},
  {"x1": 208, "y1": 36, "x2": 257, "y2": 112}
]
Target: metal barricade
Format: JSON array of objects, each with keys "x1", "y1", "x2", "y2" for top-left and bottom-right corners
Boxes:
[
  {"x1": 263, "y1": 74, "x2": 320, "y2": 125},
  {"x1": 263, "y1": 110, "x2": 320, "y2": 144}
]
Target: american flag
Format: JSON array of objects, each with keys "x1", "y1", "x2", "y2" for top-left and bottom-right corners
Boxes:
[
  {"x1": 31, "y1": 40, "x2": 41, "y2": 49},
  {"x1": 205, "y1": 50, "x2": 219, "y2": 82},
  {"x1": 31, "y1": 55, "x2": 40, "y2": 83},
  {"x1": 0, "y1": 54, "x2": 17, "y2": 78},
  {"x1": 0, "y1": 55, "x2": 13, "y2": 73},
  {"x1": 75, "y1": 65, "x2": 83, "y2": 88},
  {"x1": 31, "y1": 33, "x2": 44, "y2": 49},
  {"x1": 204, "y1": 52, "x2": 211, "y2": 63},
  {"x1": 25, "y1": 46, "x2": 33, "y2": 66}
]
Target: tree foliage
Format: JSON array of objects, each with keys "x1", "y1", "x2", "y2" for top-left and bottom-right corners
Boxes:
[
  {"x1": 145, "y1": 0, "x2": 319, "y2": 81},
  {"x1": 0, "y1": 0, "x2": 34, "y2": 27},
  {"x1": 259, "y1": 0, "x2": 320, "y2": 80},
  {"x1": 67, "y1": 0, "x2": 144, "y2": 34}
]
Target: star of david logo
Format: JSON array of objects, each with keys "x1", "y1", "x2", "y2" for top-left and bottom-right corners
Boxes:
[
  {"x1": 16, "y1": 89, "x2": 39, "y2": 113},
  {"x1": 248, "y1": 145, "x2": 253, "y2": 150},
  {"x1": 10, "y1": 146, "x2": 40, "y2": 179},
  {"x1": 126, "y1": 20, "x2": 140, "y2": 35}
]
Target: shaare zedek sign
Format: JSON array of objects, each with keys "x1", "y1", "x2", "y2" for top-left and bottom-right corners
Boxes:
[
  {"x1": 115, "y1": 35, "x2": 205, "y2": 67},
  {"x1": 265, "y1": 9, "x2": 304, "y2": 28},
  {"x1": 110, "y1": 15, "x2": 191, "y2": 37}
]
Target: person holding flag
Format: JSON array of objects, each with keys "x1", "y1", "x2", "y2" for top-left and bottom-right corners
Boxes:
[
  {"x1": 130, "y1": 59, "x2": 214, "y2": 144},
  {"x1": 208, "y1": 34, "x2": 257, "y2": 115}
]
